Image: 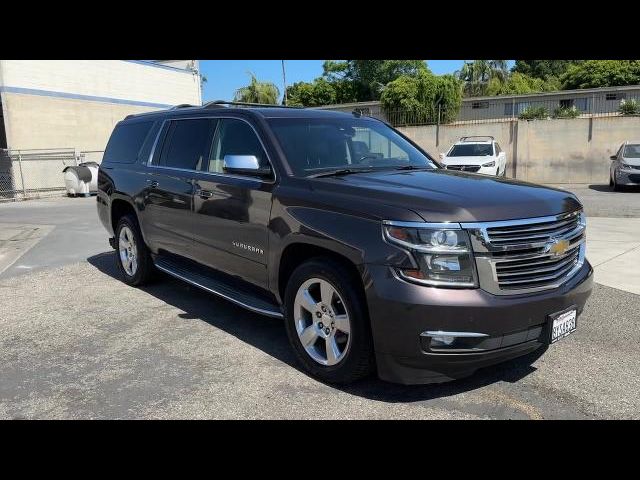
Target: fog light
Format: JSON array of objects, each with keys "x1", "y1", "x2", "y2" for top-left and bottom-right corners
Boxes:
[{"x1": 431, "y1": 335, "x2": 456, "y2": 347}]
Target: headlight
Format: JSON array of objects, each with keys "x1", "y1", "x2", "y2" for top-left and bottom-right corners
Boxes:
[
  {"x1": 619, "y1": 162, "x2": 632, "y2": 170},
  {"x1": 482, "y1": 160, "x2": 495, "y2": 167},
  {"x1": 383, "y1": 223, "x2": 477, "y2": 288}
]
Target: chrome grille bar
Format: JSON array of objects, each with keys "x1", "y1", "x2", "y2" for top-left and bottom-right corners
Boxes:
[{"x1": 461, "y1": 210, "x2": 586, "y2": 295}]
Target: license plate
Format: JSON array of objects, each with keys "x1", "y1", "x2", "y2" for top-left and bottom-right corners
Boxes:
[{"x1": 549, "y1": 308, "x2": 577, "y2": 344}]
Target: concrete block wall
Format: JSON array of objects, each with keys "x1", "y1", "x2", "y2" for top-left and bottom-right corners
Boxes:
[{"x1": 398, "y1": 116, "x2": 640, "y2": 184}]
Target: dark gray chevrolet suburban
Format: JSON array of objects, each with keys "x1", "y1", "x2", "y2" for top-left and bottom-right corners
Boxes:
[{"x1": 96, "y1": 101, "x2": 593, "y2": 385}]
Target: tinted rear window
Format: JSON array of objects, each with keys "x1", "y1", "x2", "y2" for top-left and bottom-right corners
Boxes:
[
  {"x1": 103, "y1": 121, "x2": 154, "y2": 164},
  {"x1": 159, "y1": 119, "x2": 213, "y2": 170}
]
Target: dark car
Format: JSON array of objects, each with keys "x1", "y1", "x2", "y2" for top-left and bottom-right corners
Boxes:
[{"x1": 96, "y1": 101, "x2": 593, "y2": 385}]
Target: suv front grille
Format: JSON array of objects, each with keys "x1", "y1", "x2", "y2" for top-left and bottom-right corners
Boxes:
[
  {"x1": 486, "y1": 214, "x2": 581, "y2": 247},
  {"x1": 495, "y1": 245, "x2": 581, "y2": 291},
  {"x1": 447, "y1": 165, "x2": 480, "y2": 172},
  {"x1": 461, "y1": 210, "x2": 586, "y2": 295}
]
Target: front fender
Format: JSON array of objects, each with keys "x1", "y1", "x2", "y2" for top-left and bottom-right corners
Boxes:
[{"x1": 267, "y1": 204, "x2": 414, "y2": 299}]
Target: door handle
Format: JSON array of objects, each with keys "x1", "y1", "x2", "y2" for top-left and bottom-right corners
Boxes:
[{"x1": 196, "y1": 189, "x2": 213, "y2": 199}]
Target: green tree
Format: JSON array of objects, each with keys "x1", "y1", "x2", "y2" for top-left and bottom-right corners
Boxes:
[
  {"x1": 560, "y1": 60, "x2": 640, "y2": 89},
  {"x1": 380, "y1": 71, "x2": 462, "y2": 124},
  {"x1": 512, "y1": 60, "x2": 582, "y2": 80},
  {"x1": 322, "y1": 60, "x2": 429, "y2": 101},
  {"x1": 286, "y1": 78, "x2": 337, "y2": 107},
  {"x1": 456, "y1": 60, "x2": 510, "y2": 96},
  {"x1": 234, "y1": 72, "x2": 280, "y2": 104},
  {"x1": 486, "y1": 72, "x2": 555, "y2": 95}
]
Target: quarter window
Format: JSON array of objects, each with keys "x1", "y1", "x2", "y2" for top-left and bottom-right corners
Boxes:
[{"x1": 103, "y1": 121, "x2": 154, "y2": 164}]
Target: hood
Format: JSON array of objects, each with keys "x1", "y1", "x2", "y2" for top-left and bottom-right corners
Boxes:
[
  {"x1": 442, "y1": 156, "x2": 492, "y2": 166},
  {"x1": 309, "y1": 169, "x2": 582, "y2": 223},
  {"x1": 621, "y1": 156, "x2": 640, "y2": 167}
]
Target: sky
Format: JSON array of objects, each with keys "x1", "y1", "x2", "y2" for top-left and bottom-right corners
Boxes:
[{"x1": 199, "y1": 60, "x2": 514, "y2": 103}]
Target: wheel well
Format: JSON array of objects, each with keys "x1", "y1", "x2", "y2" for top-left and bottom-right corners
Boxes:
[
  {"x1": 111, "y1": 199, "x2": 137, "y2": 232},
  {"x1": 278, "y1": 243, "x2": 364, "y2": 301}
]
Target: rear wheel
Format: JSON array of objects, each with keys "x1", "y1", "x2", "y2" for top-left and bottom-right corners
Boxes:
[
  {"x1": 283, "y1": 258, "x2": 375, "y2": 384},
  {"x1": 115, "y1": 214, "x2": 154, "y2": 286}
]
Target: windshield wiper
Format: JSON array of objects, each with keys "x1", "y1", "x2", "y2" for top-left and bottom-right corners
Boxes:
[
  {"x1": 393, "y1": 165, "x2": 432, "y2": 171},
  {"x1": 307, "y1": 168, "x2": 373, "y2": 178}
]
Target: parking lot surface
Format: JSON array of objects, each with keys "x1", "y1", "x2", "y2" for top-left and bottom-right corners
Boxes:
[{"x1": 0, "y1": 185, "x2": 638, "y2": 419}]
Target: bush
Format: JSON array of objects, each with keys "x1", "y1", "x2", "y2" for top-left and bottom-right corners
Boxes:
[
  {"x1": 553, "y1": 105, "x2": 581, "y2": 119},
  {"x1": 518, "y1": 106, "x2": 549, "y2": 120},
  {"x1": 619, "y1": 99, "x2": 640, "y2": 115}
]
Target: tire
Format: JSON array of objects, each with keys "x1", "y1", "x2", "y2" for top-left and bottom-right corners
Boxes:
[
  {"x1": 613, "y1": 174, "x2": 622, "y2": 192},
  {"x1": 283, "y1": 257, "x2": 375, "y2": 384},
  {"x1": 114, "y1": 213, "x2": 155, "y2": 286}
]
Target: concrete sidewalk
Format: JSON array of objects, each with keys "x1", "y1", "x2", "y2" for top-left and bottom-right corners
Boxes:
[{"x1": 586, "y1": 217, "x2": 640, "y2": 295}]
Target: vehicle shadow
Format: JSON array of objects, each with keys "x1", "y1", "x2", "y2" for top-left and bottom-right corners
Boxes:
[
  {"x1": 87, "y1": 251, "x2": 545, "y2": 404},
  {"x1": 588, "y1": 184, "x2": 640, "y2": 193}
]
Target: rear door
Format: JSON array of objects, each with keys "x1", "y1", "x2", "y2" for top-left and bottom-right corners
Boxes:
[
  {"x1": 189, "y1": 117, "x2": 275, "y2": 289},
  {"x1": 143, "y1": 117, "x2": 215, "y2": 259}
]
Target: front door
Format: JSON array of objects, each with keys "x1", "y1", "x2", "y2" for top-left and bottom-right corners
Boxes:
[
  {"x1": 190, "y1": 118, "x2": 275, "y2": 289},
  {"x1": 143, "y1": 117, "x2": 215, "y2": 260}
]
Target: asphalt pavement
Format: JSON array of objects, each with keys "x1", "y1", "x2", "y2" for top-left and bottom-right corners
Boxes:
[{"x1": 0, "y1": 186, "x2": 638, "y2": 419}]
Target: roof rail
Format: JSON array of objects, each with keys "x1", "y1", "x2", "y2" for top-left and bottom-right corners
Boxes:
[
  {"x1": 460, "y1": 136, "x2": 494, "y2": 142},
  {"x1": 203, "y1": 100, "x2": 303, "y2": 109},
  {"x1": 170, "y1": 104, "x2": 195, "y2": 109}
]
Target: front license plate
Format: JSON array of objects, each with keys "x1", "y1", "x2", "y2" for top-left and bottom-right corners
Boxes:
[{"x1": 549, "y1": 308, "x2": 577, "y2": 344}]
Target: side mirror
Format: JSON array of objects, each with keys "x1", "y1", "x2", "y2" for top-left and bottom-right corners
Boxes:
[
  {"x1": 223, "y1": 155, "x2": 272, "y2": 177},
  {"x1": 439, "y1": 153, "x2": 445, "y2": 160},
  {"x1": 610, "y1": 155, "x2": 617, "y2": 161}
]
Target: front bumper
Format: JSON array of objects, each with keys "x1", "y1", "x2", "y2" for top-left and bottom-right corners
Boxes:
[
  {"x1": 616, "y1": 170, "x2": 640, "y2": 185},
  {"x1": 363, "y1": 260, "x2": 594, "y2": 384}
]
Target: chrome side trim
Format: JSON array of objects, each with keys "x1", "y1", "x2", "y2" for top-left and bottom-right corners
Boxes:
[
  {"x1": 420, "y1": 331, "x2": 489, "y2": 338},
  {"x1": 154, "y1": 262, "x2": 284, "y2": 319}
]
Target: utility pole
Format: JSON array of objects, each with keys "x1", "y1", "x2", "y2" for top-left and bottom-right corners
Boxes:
[{"x1": 281, "y1": 60, "x2": 288, "y2": 105}]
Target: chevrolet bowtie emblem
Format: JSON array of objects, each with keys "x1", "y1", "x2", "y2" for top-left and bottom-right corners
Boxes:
[{"x1": 547, "y1": 238, "x2": 570, "y2": 256}]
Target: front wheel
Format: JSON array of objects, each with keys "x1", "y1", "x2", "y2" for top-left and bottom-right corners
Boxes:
[
  {"x1": 612, "y1": 173, "x2": 622, "y2": 192},
  {"x1": 283, "y1": 258, "x2": 375, "y2": 384}
]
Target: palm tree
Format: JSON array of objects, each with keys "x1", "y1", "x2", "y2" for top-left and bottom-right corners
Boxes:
[
  {"x1": 456, "y1": 60, "x2": 509, "y2": 96},
  {"x1": 234, "y1": 72, "x2": 280, "y2": 104}
]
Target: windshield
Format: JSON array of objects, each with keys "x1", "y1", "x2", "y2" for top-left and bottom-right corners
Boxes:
[
  {"x1": 448, "y1": 143, "x2": 493, "y2": 157},
  {"x1": 267, "y1": 117, "x2": 438, "y2": 177},
  {"x1": 623, "y1": 144, "x2": 640, "y2": 158}
]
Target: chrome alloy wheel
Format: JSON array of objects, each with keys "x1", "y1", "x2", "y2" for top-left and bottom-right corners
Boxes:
[
  {"x1": 293, "y1": 278, "x2": 351, "y2": 366},
  {"x1": 118, "y1": 226, "x2": 138, "y2": 276}
]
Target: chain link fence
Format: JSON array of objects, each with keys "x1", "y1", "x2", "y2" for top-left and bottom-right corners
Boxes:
[{"x1": 0, "y1": 149, "x2": 103, "y2": 202}]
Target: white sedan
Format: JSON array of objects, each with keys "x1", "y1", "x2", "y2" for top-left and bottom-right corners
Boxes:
[{"x1": 439, "y1": 136, "x2": 507, "y2": 177}]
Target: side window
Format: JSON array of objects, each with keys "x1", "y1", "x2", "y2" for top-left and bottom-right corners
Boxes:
[
  {"x1": 208, "y1": 119, "x2": 268, "y2": 173},
  {"x1": 352, "y1": 127, "x2": 409, "y2": 161},
  {"x1": 103, "y1": 121, "x2": 154, "y2": 164},
  {"x1": 495, "y1": 143, "x2": 501, "y2": 154},
  {"x1": 159, "y1": 119, "x2": 214, "y2": 171}
]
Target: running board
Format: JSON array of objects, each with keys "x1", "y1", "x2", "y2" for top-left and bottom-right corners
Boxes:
[{"x1": 153, "y1": 255, "x2": 283, "y2": 318}]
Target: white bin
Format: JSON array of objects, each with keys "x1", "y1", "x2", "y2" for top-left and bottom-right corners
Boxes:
[{"x1": 62, "y1": 165, "x2": 92, "y2": 196}]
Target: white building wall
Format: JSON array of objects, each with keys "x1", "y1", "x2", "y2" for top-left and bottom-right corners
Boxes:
[
  {"x1": 0, "y1": 60, "x2": 202, "y2": 150},
  {"x1": 0, "y1": 60, "x2": 201, "y2": 107}
]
